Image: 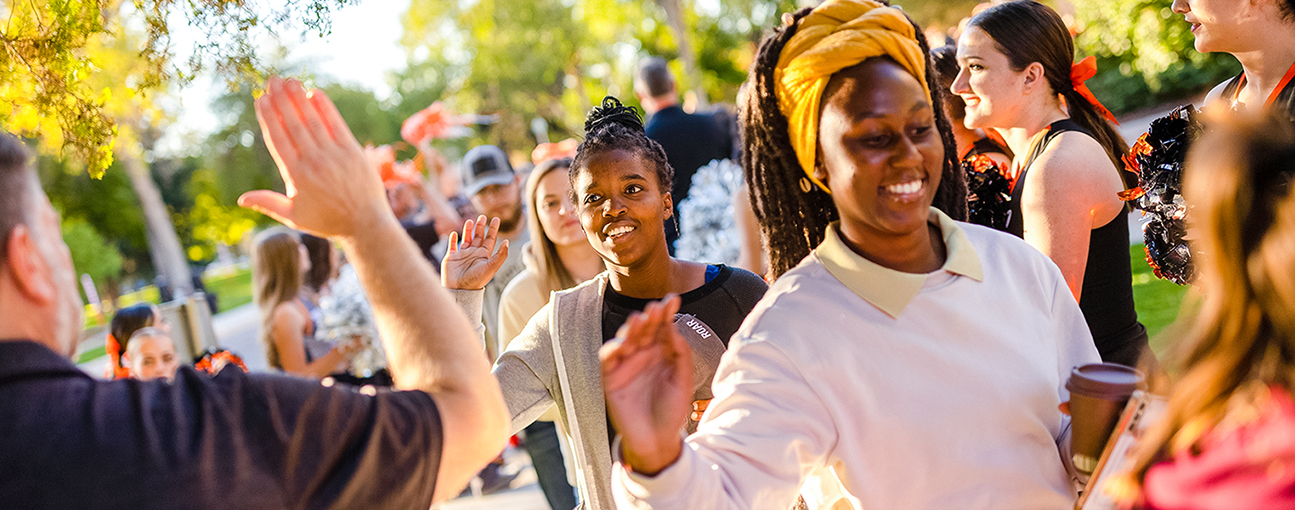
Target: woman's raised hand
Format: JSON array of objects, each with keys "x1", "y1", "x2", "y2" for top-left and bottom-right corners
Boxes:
[
  {"x1": 441, "y1": 215, "x2": 510, "y2": 290},
  {"x1": 238, "y1": 77, "x2": 395, "y2": 240},
  {"x1": 600, "y1": 295, "x2": 692, "y2": 476}
]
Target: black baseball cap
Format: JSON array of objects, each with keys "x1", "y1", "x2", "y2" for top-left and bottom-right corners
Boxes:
[{"x1": 461, "y1": 145, "x2": 515, "y2": 197}]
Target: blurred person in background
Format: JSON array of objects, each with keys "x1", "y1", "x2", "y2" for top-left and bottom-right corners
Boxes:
[
  {"x1": 461, "y1": 144, "x2": 530, "y2": 362},
  {"x1": 104, "y1": 303, "x2": 168, "y2": 379},
  {"x1": 122, "y1": 327, "x2": 180, "y2": 382},
  {"x1": 252, "y1": 227, "x2": 357, "y2": 379},
  {"x1": 636, "y1": 57, "x2": 736, "y2": 254},
  {"x1": 1122, "y1": 113, "x2": 1295, "y2": 509}
]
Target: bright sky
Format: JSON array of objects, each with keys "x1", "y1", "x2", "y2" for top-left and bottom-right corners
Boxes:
[{"x1": 158, "y1": 0, "x2": 411, "y2": 155}]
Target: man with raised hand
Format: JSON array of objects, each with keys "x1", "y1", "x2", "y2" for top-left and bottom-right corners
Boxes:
[{"x1": 0, "y1": 77, "x2": 508, "y2": 508}]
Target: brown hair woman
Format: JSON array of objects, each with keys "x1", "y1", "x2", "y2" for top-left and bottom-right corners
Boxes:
[{"x1": 952, "y1": 0, "x2": 1150, "y2": 367}]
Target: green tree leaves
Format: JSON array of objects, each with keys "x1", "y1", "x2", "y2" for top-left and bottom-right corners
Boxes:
[
  {"x1": 62, "y1": 217, "x2": 124, "y2": 295},
  {"x1": 1073, "y1": 0, "x2": 1239, "y2": 113},
  {"x1": 1, "y1": 0, "x2": 357, "y2": 176}
]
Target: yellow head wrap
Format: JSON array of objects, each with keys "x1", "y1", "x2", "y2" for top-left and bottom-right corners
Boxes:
[{"x1": 774, "y1": 0, "x2": 930, "y2": 194}]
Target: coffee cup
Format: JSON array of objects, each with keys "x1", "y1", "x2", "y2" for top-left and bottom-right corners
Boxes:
[{"x1": 1066, "y1": 363, "x2": 1146, "y2": 473}]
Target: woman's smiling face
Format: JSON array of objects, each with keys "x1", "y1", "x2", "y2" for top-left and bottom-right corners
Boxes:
[
  {"x1": 952, "y1": 26, "x2": 1030, "y2": 130},
  {"x1": 815, "y1": 58, "x2": 944, "y2": 240},
  {"x1": 573, "y1": 149, "x2": 672, "y2": 268}
]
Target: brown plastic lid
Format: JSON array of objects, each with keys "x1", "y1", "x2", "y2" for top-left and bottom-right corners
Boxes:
[{"x1": 1066, "y1": 363, "x2": 1146, "y2": 400}]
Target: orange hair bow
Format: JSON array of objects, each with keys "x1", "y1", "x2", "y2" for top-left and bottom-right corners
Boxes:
[
  {"x1": 1070, "y1": 56, "x2": 1119, "y2": 126},
  {"x1": 531, "y1": 139, "x2": 579, "y2": 165},
  {"x1": 105, "y1": 333, "x2": 130, "y2": 379}
]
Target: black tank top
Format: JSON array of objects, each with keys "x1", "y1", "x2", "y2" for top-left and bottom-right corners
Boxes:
[
  {"x1": 1007, "y1": 120, "x2": 1147, "y2": 365},
  {"x1": 1219, "y1": 72, "x2": 1295, "y2": 122}
]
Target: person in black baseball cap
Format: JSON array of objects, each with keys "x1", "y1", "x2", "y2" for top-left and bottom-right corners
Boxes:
[{"x1": 462, "y1": 145, "x2": 523, "y2": 235}]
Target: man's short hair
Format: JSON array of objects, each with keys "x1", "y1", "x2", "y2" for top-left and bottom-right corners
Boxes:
[
  {"x1": 0, "y1": 132, "x2": 33, "y2": 263},
  {"x1": 636, "y1": 57, "x2": 675, "y2": 99}
]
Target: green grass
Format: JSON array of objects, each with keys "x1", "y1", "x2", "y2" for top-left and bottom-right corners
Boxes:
[
  {"x1": 1129, "y1": 244, "x2": 1191, "y2": 357},
  {"x1": 79, "y1": 268, "x2": 254, "y2": 362},
  {"x1": 74, "y1": 345, "x2": 106, "y2": 365},
  {"x1": 204, "y1": 270, "x2": 254, "y2": 313}
]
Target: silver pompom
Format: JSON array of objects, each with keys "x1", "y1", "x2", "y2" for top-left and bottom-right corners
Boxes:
[
  {"x1": 674, "y1": 159, "x2": 743, "y2": 265},
  {"x1": 318, "y1": 264, "x2": 389, "y2": 377}
]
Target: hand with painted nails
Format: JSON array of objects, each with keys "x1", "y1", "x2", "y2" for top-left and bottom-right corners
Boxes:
[
  {"x1": 441, "y1": 215, "x2": 510, "y2": 290},
  {"x1": 600, "y1": 295, "x2": 692, "y2": 476},
  {"x1": 237, "y1": 77, "x2": 395, "y2": 240}
]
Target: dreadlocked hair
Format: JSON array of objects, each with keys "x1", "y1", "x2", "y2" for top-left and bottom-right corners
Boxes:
[
  {"x1": 570, "y1": 96, "x2": 674, "y2": 202},
  {"x1": 740, "y1": 4, "x2": 967, "y2": 280}
]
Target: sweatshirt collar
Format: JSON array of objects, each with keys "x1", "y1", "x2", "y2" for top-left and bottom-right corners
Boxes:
[{"x1": 814, "y1": 208, "x2": 983, "y2": 319}]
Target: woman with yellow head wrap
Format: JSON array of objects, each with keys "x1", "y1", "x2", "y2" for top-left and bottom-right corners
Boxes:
[
  {"x1": 740, "y1": 0, "x2": 965, "y2": 279},
  {"x1": 602, "y1": 1, "x2": 1101, "y2": 508}
]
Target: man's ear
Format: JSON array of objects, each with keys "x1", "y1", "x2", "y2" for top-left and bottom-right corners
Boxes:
[{"x1": 5, "y1": 225, "x2": 55, "y2": 304}]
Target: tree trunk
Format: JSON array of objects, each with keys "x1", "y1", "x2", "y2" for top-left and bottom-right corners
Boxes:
[
  {"x1": 655, "y1": 0, "x2": 708, "y2": 108},
  {"x1": 119, "y1": 149, "x2": 194, "y2": 299}
]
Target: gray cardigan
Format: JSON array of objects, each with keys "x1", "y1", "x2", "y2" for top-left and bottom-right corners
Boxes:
[{"x1": 458, "y1": 273, "x2": 726, "y2": 510}]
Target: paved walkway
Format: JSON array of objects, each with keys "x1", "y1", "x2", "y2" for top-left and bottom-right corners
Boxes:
[{"x1": 210, "y1": 303, "x2": 268, "y2": 372}]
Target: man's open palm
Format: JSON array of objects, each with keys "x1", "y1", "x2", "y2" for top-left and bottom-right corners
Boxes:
[{"x1": 237, "y1": 78, "x2": 393, "y2": 240}]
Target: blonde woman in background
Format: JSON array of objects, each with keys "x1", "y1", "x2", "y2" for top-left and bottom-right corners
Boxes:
[
  {"x1": 497, "y1": 156, "x2": 605, "y2": 352},
  {"x1": 252, "y1": 228, "x2": 356, "y2": 378}
]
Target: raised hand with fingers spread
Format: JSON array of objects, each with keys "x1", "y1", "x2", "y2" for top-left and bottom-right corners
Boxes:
[
  {"x1": 599, "y1": 295, "x2": 692, "y2": 476},
  {"x1": 237, "y1": 78, "x2": 394, "y2": 240},
  {"x1": 441, "y1": 215, "x2": 510, "y2": 290}
]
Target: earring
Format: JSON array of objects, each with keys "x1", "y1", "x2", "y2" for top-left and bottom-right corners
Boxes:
[{"x1": 800, "y1": 177, "x2": 813, "y2": 193}]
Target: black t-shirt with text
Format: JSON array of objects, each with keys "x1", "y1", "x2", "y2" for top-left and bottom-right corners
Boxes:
[{"x1": 600, "y1": 264, "x2": 768, "y2": 448}]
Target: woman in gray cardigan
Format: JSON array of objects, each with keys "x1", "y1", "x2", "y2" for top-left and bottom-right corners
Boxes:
[{"x1": 442, "y1": 97, "x2": 767, "y2": 509}]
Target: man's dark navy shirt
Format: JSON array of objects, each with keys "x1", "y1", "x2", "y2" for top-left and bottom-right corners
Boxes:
[
  {"x1": 644, "y1": 105, "x2": 735, "y2": 252},
  {"x1": 0, "y1": 340, "x2": 443, "y2": 509}
]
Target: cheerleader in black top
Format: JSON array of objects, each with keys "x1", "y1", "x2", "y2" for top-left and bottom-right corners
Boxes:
[
  {"x1": 951, "y1": 1, "x2": 1150, "y2": 367},
  {"x1": 1174, "y1": 0, "x2": 1295, "y2": 120},
  {"x1": 1122, "y1": 0, "x2": 1295, "y2": 287}
]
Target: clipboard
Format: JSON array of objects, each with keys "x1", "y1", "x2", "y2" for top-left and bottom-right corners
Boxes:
[{"x1": 1076, "y1": 390, "x2": 1168, "y2": 510}]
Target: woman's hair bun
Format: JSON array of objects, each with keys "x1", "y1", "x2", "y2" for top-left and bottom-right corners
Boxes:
[{"x1": 584, "y1": 96, "x2": 644, "y2": 134}]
